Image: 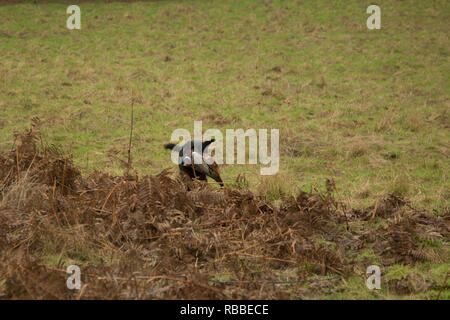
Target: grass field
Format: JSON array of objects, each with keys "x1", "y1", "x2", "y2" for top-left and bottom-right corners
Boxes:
[{"x1": 0, "y1": 0, "x2": 448, "y2": 300}]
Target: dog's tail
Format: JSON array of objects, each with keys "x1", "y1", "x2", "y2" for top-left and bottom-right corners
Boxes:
[
  {"x1": 164, "y1": 143, "x2": 177, "y2": 150},
  {"x1": 165, "y1": 139, "x2": 216, "y2": 152},
  {"x1": 202, "y1": 138, "x2": 215, "y2": 151}
]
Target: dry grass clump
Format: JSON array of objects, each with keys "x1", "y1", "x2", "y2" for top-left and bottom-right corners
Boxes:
[{"x1": 256, "y1": 174, "x2": 294, "y2": 201}]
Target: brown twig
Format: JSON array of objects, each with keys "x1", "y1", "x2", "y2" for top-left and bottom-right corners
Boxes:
[
  {"x1": 369, "y1": 198, "x2": 380, "y2": 224},
  {"x1": 436, "y1": 273, "x2": 449, "y2": 300},
  {"x1": 100, "y1": 181, "x2": 124, "y2": 213},
  {"x1": 127, "y1": 92, "x2": 135, "y2": 175}
]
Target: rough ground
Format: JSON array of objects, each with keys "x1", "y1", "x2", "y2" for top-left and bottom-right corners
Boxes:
[{"x1": 0, "y1": 126, "x2": 448, "y2": 299}]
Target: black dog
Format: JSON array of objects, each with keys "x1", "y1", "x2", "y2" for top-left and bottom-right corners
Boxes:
[{"x1": 164, "y1": 139, "x2": 224, "y2": 187}]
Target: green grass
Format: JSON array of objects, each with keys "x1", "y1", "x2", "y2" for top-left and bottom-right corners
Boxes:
[
  {"x1": 0, "y1": 0, "x2": 448, "y2": 299},
  {"x1": 1, "y1": 1, "x2": 448, "y2": 212}
]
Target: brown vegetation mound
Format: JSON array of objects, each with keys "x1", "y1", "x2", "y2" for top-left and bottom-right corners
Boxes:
[{"x1": 0, "y1": 126, "x2": 448, "y2": 299}]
